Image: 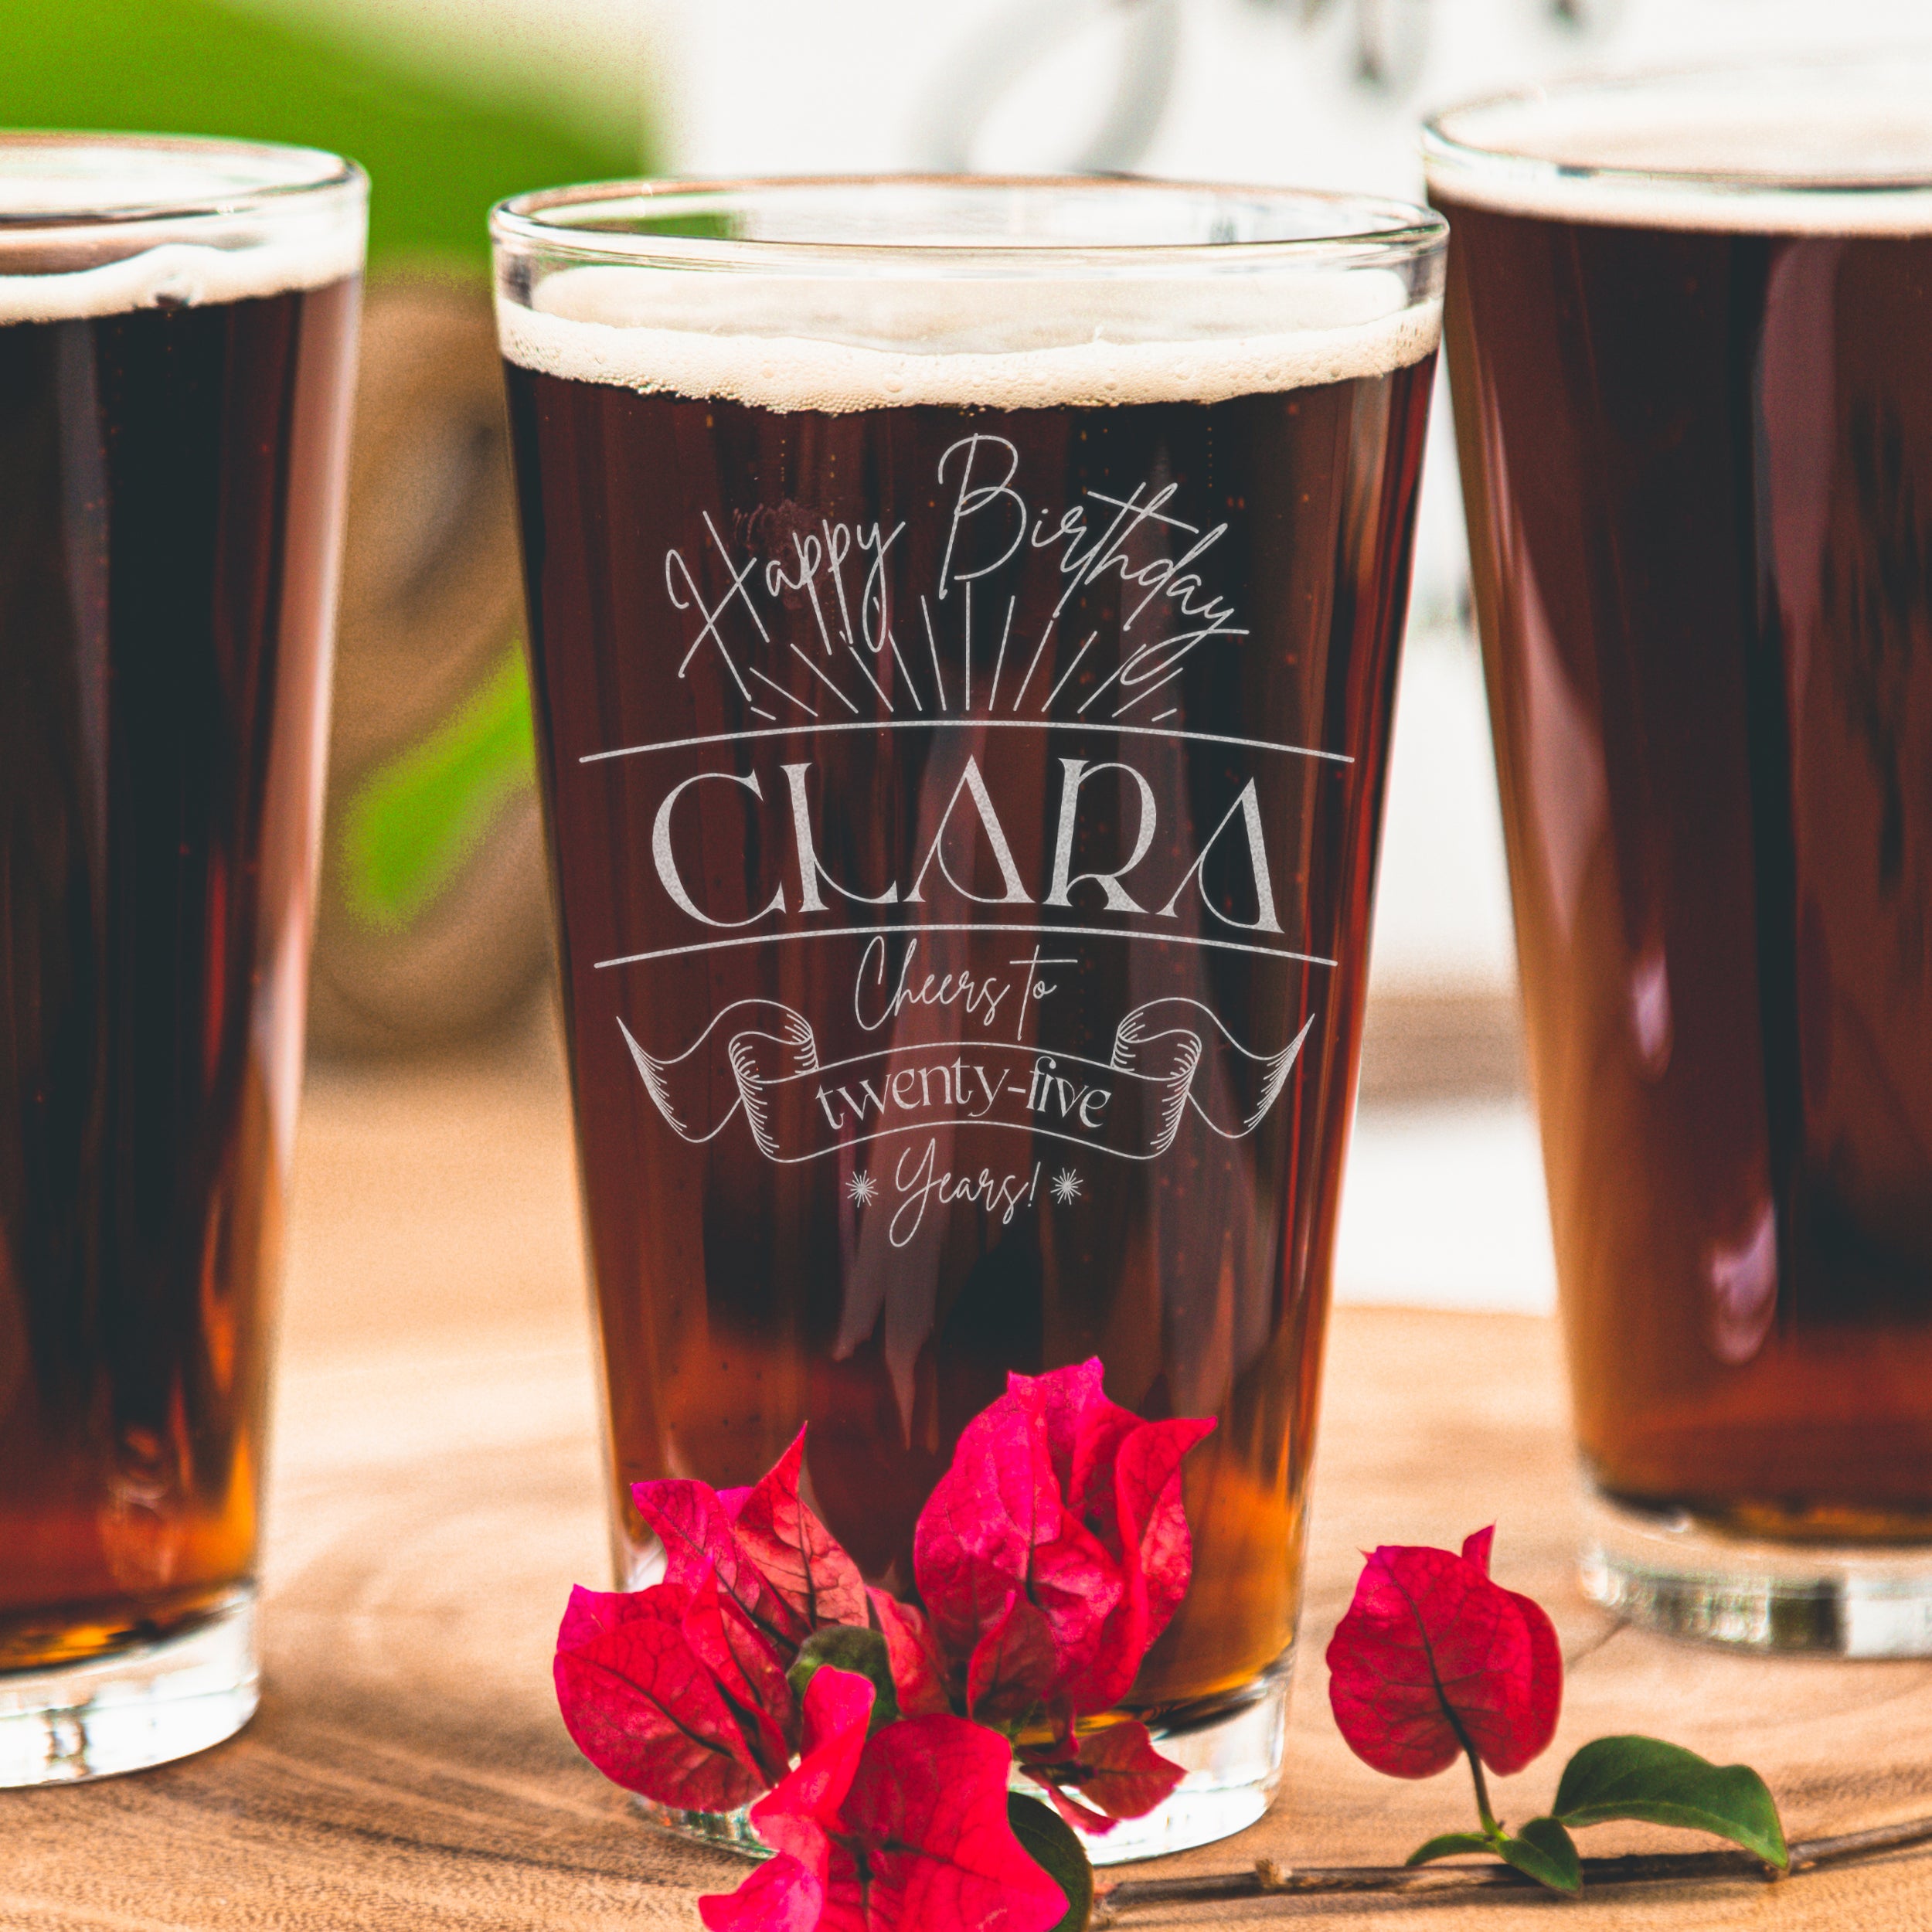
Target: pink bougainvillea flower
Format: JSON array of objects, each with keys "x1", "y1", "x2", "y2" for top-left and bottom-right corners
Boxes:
[
  {"x1": 632, "y1": 1475, "x2": 803, "y2": 1647},
  {"x1": 837, "y1": 1714, "x2": 1069, "y2": 1932},
  {"x1": 1325, "y1": 1527, "x2": 1561, "y2": 1781},
  {"x1": 700, "y1": 1673, "x2": 1067, "y2": 1932},
  {"x1": 1022, "y1": 1716, "x2": 1186, "y2": 1835},
  {"x1": 869, "y1": 1589, "x2": 951, "y2": 1718},
  {"x1": 634, "y1": 1431, "x2": 863, "y2": 1651},
  {"x1": 731, "y1": 1433, "x2": 870, "y2": 1636},
  {"x1": 1030, "y1": 1362, "x2": 1216, "y2": 1714},
  {"x1": 912, "y1": 1359, "x2": 1213, "y2": 1723},
  {"x1": 963, "y1": 1591, "x2": 1062, "y2": 1726},
  {"x1": 563, "y1": 1376, "x2": 1217, "y2": 1924},
  {"x1": 699, "y1": 1667, "x2": 875, "y2": 1932},
  {"x1": 554, "y1": 1582, "x2": 791, "y2": 1811},
  {"x1": 678, "y1": 1571, "x2": 796, "y2": 1779},
  {"x1": 912, "y1": 1372, "x2": 1120, "y2": 1708}
]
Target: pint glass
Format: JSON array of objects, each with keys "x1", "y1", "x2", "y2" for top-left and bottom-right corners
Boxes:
[
  {"x1": 0, "y1": 137, "x2": 364, "y2": 1779},
  {"x1": 494, "y1": 178, "x2": 1442, "y2": 1850},
  {"x1": 1430, "y1": 66, "x2": 1932, "y2": 1651}
]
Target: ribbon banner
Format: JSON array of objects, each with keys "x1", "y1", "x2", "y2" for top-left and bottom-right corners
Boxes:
[{"x1": 618, "y1": 1000, "x2": 1315, "y2": 1166}]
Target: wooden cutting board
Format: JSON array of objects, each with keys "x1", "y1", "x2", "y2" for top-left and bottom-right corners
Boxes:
[{"x1": 4, "y1": 1036, "x2": 1927, "y2": 1930}]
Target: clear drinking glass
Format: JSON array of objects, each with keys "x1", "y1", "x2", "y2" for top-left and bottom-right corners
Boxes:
[
  {"x1": 493, "y1": 175, "x2": 1442, "y2": 1854},
  {"x1": 1429, "y1": 63, "x2": 1932, "y2": 1652},
  {"x1": 0, "y1": 135, "x2": 365, "y2": 1781}
]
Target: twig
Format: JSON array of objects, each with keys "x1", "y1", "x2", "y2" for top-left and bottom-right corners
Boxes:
[{"x1": 1089, "y1": 1811, "x2": 1932, "y2": 1921}]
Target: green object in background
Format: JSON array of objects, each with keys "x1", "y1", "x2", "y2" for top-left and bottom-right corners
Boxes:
[
  {"x1": 7, "y1": 0, "x2": 631, "y2": 1019},
  {"x1": 0, "y1": 0, "x2": 647, "y2": 260},
  {"x1": 340, "y1": 647, "x2": 539, "y2": 934}
]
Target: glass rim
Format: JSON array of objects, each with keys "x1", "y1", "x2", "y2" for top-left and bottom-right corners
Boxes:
[
  {"x1": 489, "y1": 172, "x2": 1447, "y2": 277},
  {"x1": 1423, "y1": 55, "x2": 1932, "y2": 203},
  {"x1": 0, "y1": 130, "x2": 366, "y2": 233}
]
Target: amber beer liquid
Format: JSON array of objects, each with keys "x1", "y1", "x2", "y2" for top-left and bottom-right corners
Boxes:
[
  {"x1": 0, "y1": 138, "x2": 362, "y2": 1779},
  {"x1": 496, "y1": 179, "x2": 1441, "y2": 1840},
  {"x1": 1430, "y1": 70, "x2": 1932, "y2": 1647}
]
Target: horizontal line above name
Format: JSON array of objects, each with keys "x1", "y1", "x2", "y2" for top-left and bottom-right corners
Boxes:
[{"x1": 579, "y1": 716, "x2": 1352, "y2": 767}]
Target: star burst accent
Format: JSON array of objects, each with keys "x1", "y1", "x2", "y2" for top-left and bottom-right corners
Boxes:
[
  {"x1": 846, "y1": 1171, "x2": 879, "y2": 1208},
  {"x1": 1049, "y1": 1168, "x2": 1084, "y2": 1207}
]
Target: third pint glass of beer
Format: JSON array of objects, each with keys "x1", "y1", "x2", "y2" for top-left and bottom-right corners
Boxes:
[
  {"x1": 1430, "y1": 64, "x2": 1932, "y2": 1651},
  {"x1": 492, "y1": 178, "x2": 1443, "y2": 1850}
]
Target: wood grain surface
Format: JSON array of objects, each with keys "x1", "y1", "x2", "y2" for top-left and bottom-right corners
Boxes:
[{"x1": 5, "y1": 1031, "x2": 1930, "y2": 1929}]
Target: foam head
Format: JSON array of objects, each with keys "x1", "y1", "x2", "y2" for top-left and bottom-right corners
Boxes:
[
  {"x1": 1427, "y1": 61, "x2": 1932, "y2": 234},
  {"x1": 0, "y1": 136, "x2": 366, "y2": 325},
  {"x1": 492, "y1": 178, "x2": 1444, "y2": 412}
]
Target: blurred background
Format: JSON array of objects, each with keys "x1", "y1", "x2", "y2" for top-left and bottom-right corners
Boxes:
[{"x1": 39, "y1": 0, "x2": 1927, "y2": 1315}]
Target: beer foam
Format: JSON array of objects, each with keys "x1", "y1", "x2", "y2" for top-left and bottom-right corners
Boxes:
[
  {"x1": 0, "y1": 233, "x2": 365, "y2": 325},
  {"x1": 1427, "y1": 80, "x2": 1932, "y2": 233},
  {"x1": 0, "y1": 143, "x2": 363, "y2": 323},
  {"x1": 498, "y1": 267, "x2": 1440, "y2": 410}
]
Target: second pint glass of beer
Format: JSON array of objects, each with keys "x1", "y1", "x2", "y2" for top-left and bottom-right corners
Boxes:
[
  {"x1": 493, "y1": 178, "x2": 1443, "y2": 1853},
  {"x1": 1430, "y1": 64, "x2": 1932, "y2": 1652}
]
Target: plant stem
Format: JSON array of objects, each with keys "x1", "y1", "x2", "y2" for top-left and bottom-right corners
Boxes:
[
  {"x1": 1087, "y1": 1809, "x2": 1932, "y2": 1923},
  {"x1": 1463, "y1": 1743, "x2": 1499, "y2": 1837}
]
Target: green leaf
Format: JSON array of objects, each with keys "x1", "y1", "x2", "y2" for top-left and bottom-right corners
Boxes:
[
  {"x1": 1552, "y1": 1736, "x2": 1788, "y2": 1869},
  {"x1": 786, "y1": 1626, "x2": 900, "y2": 1733},
  {"x1": 1008, "y1": 1793, "x2": 1094, "y2": 1932},
  {"x1": 1498, "y1": 1816, "x2": 1582, "y2": 1894},
  {"x1": 1405, "y1": 1832, "x2": 1498, "y2": 1866}
]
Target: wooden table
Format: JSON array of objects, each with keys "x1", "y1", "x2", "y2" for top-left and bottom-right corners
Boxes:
[{"x1": 5, "y1": 1035, "x2": 1930, "y2": 1929}]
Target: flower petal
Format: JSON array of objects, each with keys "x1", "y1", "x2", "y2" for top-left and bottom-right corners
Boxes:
[
  {"x1": 842, "y1": 1716, "x2": 1068, "y2": 1932},
  {"x1": 556, "y1": 1581, "x2": 658, "y2": 1651},
  {"x1": 679, "y1": 1570, "x2": 795, "y2": 1781},
  {"x1": 912, "y1": 1388, "x2": 1062, "y2": 1665},
  {"x1": 733, "y1": 1431, "x2": 870, "y2": 1634},
  {"x1": 750, "y1": 1666, "x2": 875, "y2": 1868},
  {"x1": 1489, "y1": 1584, "x2": 1562, "y2": 1775},
  {"x1": 917, "y1": 1366, "x2": 1207, "y2": 1722},
  {"x1": 964, "y1": 1592, "x2": 1060, "y2": 1725},
  {"x1": 632, "y1": 1475, "x2": 802, "y2": 1646},
  {"x1": 1117, "y1": 1417, "x2": 1216, "y2": 1645},
  {"x1": 869, "y1": 1588, "x2": 951, "y2": 1717},
  {"x1": 553, "y1": 1581, "x2": 770, "y2": 1811},
  {"x1": 1056, "y1": 1413, "x2": 1213, "y2": 1714},
  {"x1": 1325, "y1": 1536, "x2": 1559, "y2": 1781},
  {"x1": 699, "y1": 1852, "x2": 825, "y2": 1932},
  {"x1": 1012, "y1": 1359, "x2": 1114, "y2": 1498},
  {"x1": 1026, "y1": 1718, "x2": 1185, "y2": 1829}
]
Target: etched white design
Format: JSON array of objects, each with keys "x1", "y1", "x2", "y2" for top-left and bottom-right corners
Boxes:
[
  {"x1": 621, "y1": 998, "x2": 1314, "y2": 1168},
  {"x1": 634, "y1": 435, "x2": 1288, "y2": 737}
]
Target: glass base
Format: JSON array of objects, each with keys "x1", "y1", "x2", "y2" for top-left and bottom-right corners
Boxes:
[
  {"x1": 1080, "y1": 1665, "x2": 1289, "y2": 1863},
  {"x1": 0, "y1": 1590, "x2": 258, "y2": 1786},
  {"x1": 1581, "y1": 1488, "x2": 1932, "y2": 1655},
  {"x1": 638, "y1": 1658, "x2": 1290, "y2": 1867}
]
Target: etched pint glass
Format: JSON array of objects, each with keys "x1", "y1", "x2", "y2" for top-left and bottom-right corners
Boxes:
[
  {"x1": 0, "y1": 136, "x2": 365, "y2": 1780},
  {"x1": 1430, "y1": 64, "x2": 1932, "y2": 1651},
  {"x1": 494, "y1": 178, "x2": 1442, "y2": 1851}
]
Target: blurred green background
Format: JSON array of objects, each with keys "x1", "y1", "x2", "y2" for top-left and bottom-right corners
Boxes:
[
  {"x1": 9, "y1": 0, "x2": 647, "y2": 260},
  {"x1": 12, "y1": 0, "x2": 655, "y2": 1052}
]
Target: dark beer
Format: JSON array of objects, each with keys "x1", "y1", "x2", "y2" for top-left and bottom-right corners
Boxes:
[
  {"x1": 0, "y1": 252, "x2": 359, "y2": 1675},
  {"x1": 1437, "y1": 156, "x2": 1932, "y2": 1536},
  {"x1": 501, "y1": 211, "x2": 1437, "y2": 1735}
]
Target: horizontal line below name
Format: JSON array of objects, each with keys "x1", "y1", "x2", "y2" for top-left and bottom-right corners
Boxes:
[{"x1": 594, "y1": 921, "x2": 1335, "y2": 971}]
